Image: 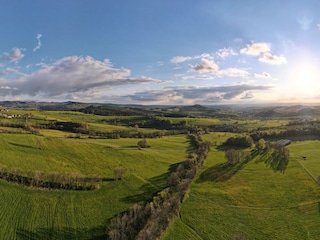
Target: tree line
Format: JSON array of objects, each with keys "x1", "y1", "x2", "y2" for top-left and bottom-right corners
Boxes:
[
  {"x1": 0, "y1": 164, "x2": 102, "y2": 190},
  {"x1": 107, "y1": 133, "x2": 211, "y2": 240}
]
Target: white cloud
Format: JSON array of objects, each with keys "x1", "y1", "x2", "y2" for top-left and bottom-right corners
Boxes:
[
  {"x1": 181, "y1": 74, "x2": 215, "y2": 81},
  {"x1": 255, "y1": 72, "x2": 271, "y2": 78},
  {"x1": 240, "y1": 42, "x2": 286, "y2": 65},
  {"x1": 216, "y1": 47, "x2": 237, "y2": 58},
  {"x1": 0, "y1": 56, "x2": 160, "y2": 97},
  {"x1": 33, "y1": 34, "x2": 42, "y2": 52},
  {"x1": 191, "y1": 58, "x2": 219, "y2": 73},
  {"x1": 0, "y1": 68, "x2": 24, "y2": 76},
  {"x1": 217, "y1": 68, "x2": 250, "y2": 78},
  {"x1": 2, "y1": 48, "x2": 25, "y2": 62},
  {"x1": 171, "y1": 56, "x2": 193, "y2": 63},
  {"x1": 259, "y1": 52, "x2": 287, "y2": 65},
  {"x1": 194, "y1": 53, "x2": 213, "y2": 60},
  {"x1": 170, "y1": 53, "x2": 213, "y2": 64},
  {"x1": 240, "y1": 42, "x2": 270, "y2": 56}
]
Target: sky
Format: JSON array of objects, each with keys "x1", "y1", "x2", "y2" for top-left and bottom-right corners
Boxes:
[{"x1": 1, "y1": 0, "x2": 320, "y2": 105}]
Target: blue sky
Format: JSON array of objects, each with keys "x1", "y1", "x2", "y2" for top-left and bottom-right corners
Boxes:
[{"x1": 1, "y1": 0, "x2": 320, "y2": 105}]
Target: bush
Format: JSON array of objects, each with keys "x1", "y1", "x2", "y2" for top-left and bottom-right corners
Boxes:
[{"x1": 138, "y1": 139, "x2": 149, "y2": 149}]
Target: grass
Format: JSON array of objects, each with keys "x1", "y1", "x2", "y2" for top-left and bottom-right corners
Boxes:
[
  {"x1": 0, "y1": 133, "x2": 189, "y2": 239},
  {"x1": 0, "y1": 178, "x2": 136, "y2": 239},
  {"x1": 162, "y1": 136, "x2": 320, "y2": 240},
  {"x1": 2, "y1": 110, "x2": 320, "y2": 239},
  {"x1": 288, "y1": 140, "x2": 320, "y2": 179}
]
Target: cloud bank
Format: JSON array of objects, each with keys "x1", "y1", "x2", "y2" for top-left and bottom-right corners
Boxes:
[
  {"x1": 128, "y1": 84, "x2": 273, "y2": 104},
  {"x1": 0, "y1": 56, "x2": 160, "y2": 98}
]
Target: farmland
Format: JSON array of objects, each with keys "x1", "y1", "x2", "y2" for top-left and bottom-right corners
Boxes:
[
  {"x1": 0, "y1": 103, "x2": 319, "y2": 239},
  {"x1": 0, "y1": 110, "x2": 190, "y2": 239},
  {"x1": 162, "y1": 136, "x2": 320, "y2": 240}
]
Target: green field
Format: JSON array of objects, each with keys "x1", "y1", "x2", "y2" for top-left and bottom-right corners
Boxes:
[
  {"x1": 162, "y1": 135, "x2": 320, "y2": 240},
  {"x1": 1, "y1": 107, "x2": 320, "y2": 239},
  {"x1": 0, "y1": 132, "x2": 189, "y2": 239}
]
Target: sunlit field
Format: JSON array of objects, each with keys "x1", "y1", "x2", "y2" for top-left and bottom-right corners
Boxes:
[
  {"x1": 0, "y1": 131, "x2": 189, "y2": 239},
  {"x1": 1, "y1": 107, "x2": 320, "y2": 239},
  {"x1": 162, "y1": 136, "x2": 320, "y2": 240}
]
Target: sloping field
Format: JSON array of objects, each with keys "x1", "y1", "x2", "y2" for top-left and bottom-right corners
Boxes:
[
  {"x1": 0, "y1": 134, "x2": 188, "y2": 239},
  {"x1": 162, "y1": 136, "x2": 320, "y2": 240},
  {"x1": 288, "y1": 140, "x2": 320, "y2": 179}
]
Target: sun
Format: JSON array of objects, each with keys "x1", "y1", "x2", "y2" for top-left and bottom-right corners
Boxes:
[{"x1": 292, "y1": 62, "x2": 320, "y2": 96}]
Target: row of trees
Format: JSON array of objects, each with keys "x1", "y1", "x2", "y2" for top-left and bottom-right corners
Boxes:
[
  {"x1": 224, "y1": 136, "x2": 290, "y2": 173},
  {"x1": 0, "y1": 122, "x2": 40, "y2": 134},
  {"x1": 250, "y1": 127, "x2": 320, "y2": 141},
  {"x1": 0, "y1": 164, "x2": 102, "y2": 190},
  {"x1": 225, "y1": 149, "x2": 251, "y2": 165},
  {"x1": 107, "y1": 133, "x2": 211, "y2": 240}
]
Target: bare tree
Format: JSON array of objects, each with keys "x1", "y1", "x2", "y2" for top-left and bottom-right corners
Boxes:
[
  {"x1": 114, "y1": 168, "x2": 126, "y2": 180},
  {"x1": 37, "y1": 140, "x2": 44, "y2": 150}
]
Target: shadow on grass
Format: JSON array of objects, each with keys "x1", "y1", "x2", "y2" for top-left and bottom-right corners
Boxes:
[
  {"x1": 197, "y1": 161, "x2": 248, "y2": 183},
  {"x1": 9, "y1": 142, "x2": 36, "y2": 149},
  {"x1": 16, "y1": 225, "x2": 106, "y2": 240},
  {"x1": 197, "y1": 149, "x2": 258, "y2": 183},
  {"x1": 102, "y1": 177, "x2": 115, "y2": 182},
  {"x1": 121, "y1": 162, "x2": 180, "y2": 204},
  {"x1": 119, "y1": 146, "x2": 138, "y2": 149},
  {"x1": 255, "y1": 151, "x2": 288, "y2": 173}
]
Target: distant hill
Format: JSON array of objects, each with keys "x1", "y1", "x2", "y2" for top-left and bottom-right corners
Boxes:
[{"x1": 1, "y1": 101, "x2": 320, "y2": 119}]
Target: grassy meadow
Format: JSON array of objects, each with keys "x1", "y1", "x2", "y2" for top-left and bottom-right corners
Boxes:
[
  {"x1": 1, "y1": 108, "x2": 320, "y2": 239},
  {"x1": 0, "y1": 130, "x2": 189, "y2": 239},
  {"x1": 162, "y1": 134, "x2": 320, "y2": 240}
]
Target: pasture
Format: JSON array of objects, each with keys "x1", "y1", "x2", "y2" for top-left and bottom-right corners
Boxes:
[
  {"x1": 0, "y1": 131, "x2": 189, "y2": 239},
  {"x1": 162, "y1": 136, "x2": 320, "y2": 240},
  {"x1": 1, "y1": 108, "x2": 320, "y2": 239}
]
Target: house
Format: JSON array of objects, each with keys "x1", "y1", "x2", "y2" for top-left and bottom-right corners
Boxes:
[{"x1": 276, "y1": 139, "x2": 291, "y2": 147}]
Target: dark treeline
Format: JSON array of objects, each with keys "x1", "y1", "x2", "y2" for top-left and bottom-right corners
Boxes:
[
  {"x1": 0, "y1": 122, "x2": 40, "y2": 134},
  {"x1": 107, "y1": 134, "x2": 211, "y2": 240},
  {"x1": 250, "y1": 127, "x2": 320, "y2": 141},
  {"x1": 224, "y1": 135, "x2": 254, "y2": 148},
  {"x1": 0, "y1": 164, "x2": 101, "y2": 190},
  {"x1": 81, "y1": 105, "x2": 152, "y2": 116}
]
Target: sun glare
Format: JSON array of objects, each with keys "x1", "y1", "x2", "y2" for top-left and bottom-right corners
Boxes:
[{"x1": 292, "y1": 62, "x2": 320, "y2": 96}]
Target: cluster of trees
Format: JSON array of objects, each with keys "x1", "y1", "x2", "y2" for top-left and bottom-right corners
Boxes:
[
  {"x1": 225, "y1": 149, "x2": 251, "y2": 165},
  {"x1": 107, "y1": 133, "x2": 211, "y2": 240},
  {"x1": 40, "y1": 121, "x2": 88, "y2": 133},
  {"x1": 0, "y1": 165, "x2": 101, "y2": 190},
  {"x1": 224, "y1": 135, "x2": 254, "y2": 148}
]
